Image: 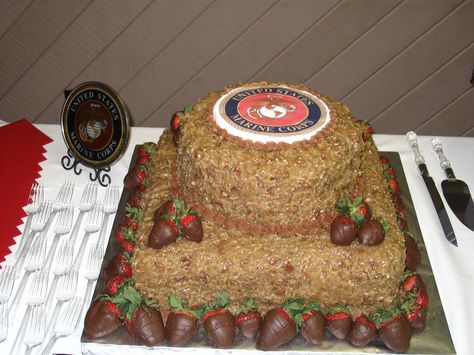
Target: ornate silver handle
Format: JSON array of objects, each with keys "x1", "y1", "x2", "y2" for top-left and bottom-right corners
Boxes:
[
  {"x1": 431, "y1": 137, "x2": 455, "y2": 179},
  {"x1": 406, "y1": 131, "x2": 425, "y2": 166}
]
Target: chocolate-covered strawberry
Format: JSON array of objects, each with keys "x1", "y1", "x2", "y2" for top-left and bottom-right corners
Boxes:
[
  {"x1": 103, "y1": 249, "x2": 132, "y2": 279},
  {"x1": 180, "y1": 214, "x2": 203, "y2": 243},
  {"x1": 125, "y1": 304, "x2": 165, "y2": 346},
  {"x1": 336, "y1": 196, "x2": 372, "y2": 226},
  {"x1": 202, "y1": 292, "x2": 235, "y2": 349},
  {"x1": 154, "y1": 199, "x2": 176, "y2": 222},
  {"x1": 148, "y1": 218, "x2": 179, "y2": 249},
  {"x1": 166, "y1": 295, "x2": 203, "y2": 347},
  {"x1": 170, "y1": 106, "x2": 192, "y2": 146},
  {"x1": 349, "y1": 314, "x2": 376, "y2": 347},
  {"x1": 405, "y1": 233, "x2": 421, "y2": 271},
  {"x1": 373, "y1": 308, "x2": 412, "y2": 353},
  {"x1": 124, "y1": 166, "x2": 148, "y2": 192},
  {"x1": 358, "y1": 219, "x2": 386, "y2": 246},
  {"x1": 402, "y1": 273, "x2": 426, "y2": 294},
  {"x1": 300, "y1": 301, "x2": 325, "y2": 345},
  {"x1": 234, "y1": 298, "x2": 261, "y2": 339},
  {"x1": 84, "y1": 299, "x2": 121, "y2": 339},
  {"x1": 256, "y1": 298, "x2": 304, "y2": 350},
  {"x1": 325, "y1": 305, "x2": 352, "y2": 340},
  {"x1": 330, "y1": 215, "x2": 358, "y2": 245}
]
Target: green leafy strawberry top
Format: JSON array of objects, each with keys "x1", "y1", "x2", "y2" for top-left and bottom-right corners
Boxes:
[
  {"x1": 234, "y1": 297, "x2": 259, "y2": 316},
  {"x1": 369, "y1": 305, "x2": 402, "y2": 328},
  {"x1": 168, "y1": 294, "x2": 204, "y2": 319},
  {"x1": 125, "y1": 205, "x2": 142, "y2": 221},
  {"x1": 99, "y1": 279, "x2": 158, "y2": 321},
  {"x1": 324, "y1": 304, "x2": 351, "y2": 316},
  {"x1": 336, "y1": 196, "x2": 367, "y2": 225},
  {"x1": 281, "y1": 298, "x2": 305, "y2": 328}
]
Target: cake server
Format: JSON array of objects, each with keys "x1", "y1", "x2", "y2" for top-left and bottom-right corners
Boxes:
[
  {"x1": 406, "y1": 132, "x2": 457, "y2": 247},
  {"x1": 431, "y1": 137, "x2": 474, "y2": 231}
]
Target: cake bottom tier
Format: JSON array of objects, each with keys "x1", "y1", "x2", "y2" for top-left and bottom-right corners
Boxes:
[
  {"x1": 132, "y1": 131, "x2": 406, "y2": 316},
  {"x1": 133, "y1": 226, "x2": 405, "y2": 315}
]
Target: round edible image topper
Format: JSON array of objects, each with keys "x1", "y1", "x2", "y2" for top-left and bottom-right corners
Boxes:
[
  {"x1": 61, "y1": 82, "x2": 130, "y2": 168},
  {"x1": 213, "y1": 84, "x2": 332, "y2": 145}
]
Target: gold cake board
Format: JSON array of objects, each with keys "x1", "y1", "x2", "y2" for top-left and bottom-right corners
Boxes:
[{"x1": 81, "y1": 149, "x2": 455, "y2": 354}]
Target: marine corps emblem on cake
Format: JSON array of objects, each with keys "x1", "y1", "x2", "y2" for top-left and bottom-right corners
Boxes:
[
  {"x1": 61, "y1": 82, "x2": 130, "y2": 168},
  {"x1": 212, "y1": 84, "x2": 332, "y2": 145}
]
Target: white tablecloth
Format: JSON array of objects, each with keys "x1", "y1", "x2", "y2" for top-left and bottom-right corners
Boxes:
[{"x1": 1, "y1": 124, "x2": 473, "y2": 354}]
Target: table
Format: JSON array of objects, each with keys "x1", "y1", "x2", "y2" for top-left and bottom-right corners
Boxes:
[{"x1": 1, "y1": 124, "x2": 473, "y2": 354}]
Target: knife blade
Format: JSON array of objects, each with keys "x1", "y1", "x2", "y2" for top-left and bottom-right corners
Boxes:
[
  {"x1": 431, "y1": 137, "x2": 474, "y2": 231},
  {"x1": 406, "y1": 132, "x2": 457, "y2": 247}
]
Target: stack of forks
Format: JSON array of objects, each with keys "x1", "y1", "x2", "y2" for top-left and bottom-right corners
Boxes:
[{"x1": 0, "y1": 181, "x2": 120, "y2": 354}]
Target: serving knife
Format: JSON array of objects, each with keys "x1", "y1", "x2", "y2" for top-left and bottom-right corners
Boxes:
[
  {"x1": 406, "y1": 132, "x2": 457, "y2": 247},
  {"x1": 431, "y1": 137, "x2": 474, "y2": 231}
]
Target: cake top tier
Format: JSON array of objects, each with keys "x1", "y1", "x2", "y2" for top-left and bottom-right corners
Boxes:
[{"x1": 211, "y1": 83, "x2": 334, "y2": 146}]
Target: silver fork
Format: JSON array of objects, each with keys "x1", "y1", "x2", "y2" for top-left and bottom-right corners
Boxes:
[
  {"x1": 18, "y1": 183, "x2": 44, "y2": 254},
  {"x1": 97, "y1": 185, "x2": 119, "y2": 249},
  {"x1": 72, "y1": 203, "x2": 102, "y2": 269},
  {"x1": 42, "y1": 206, "x2": 73, "y2": 274},
  {"x1": 44, "y1": 240, "x2": 74, "y2": 312},
  {"x1": 78, "y1": 243, "x2": 103, "y2": 323},
  {"x1": 0, "y1": 303, "x2": 7, "y2": 343},
  {"x1": 44, "y1": 269, "x2": 78, "y2": 341},
  {"x1": 14, "y1": 201, "x2": 52, "y2": 271},
  {"x1": 9, "y1": 269, "x2": 48, "y2": 355},
  {"x1": 69, "y1": 183, "x2": 98, "y2": 247},
  {"x1": 8, "y1": 236, "x2": 47, "y2": 320},
  {"x1": 39, "y1": 296, "x2": 83, "y2": 355},
  {"x1": 0, "y1": 266, "x2": 16, "y2": 304},
  {"x1": 24, "y1": 305, "x2": 46, "y2": 355}
]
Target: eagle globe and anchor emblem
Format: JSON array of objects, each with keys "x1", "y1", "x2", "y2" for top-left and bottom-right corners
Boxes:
[
  {"x1": 78, "y1": 104, "x2": 108, "y2": 143},
  {"x1": 246, "y1": 94, "x2": 297, "y2": 120}
]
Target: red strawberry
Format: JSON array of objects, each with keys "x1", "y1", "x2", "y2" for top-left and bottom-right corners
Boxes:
[
  {"x1": 128, "y1": 189, "x2": 142, "y2": 207},
  {"x1": 115, "y1": 226, "x2": 136, "y2": 245},
  {"x1": 234, "y1": 298, "x2": 261, "y2": 339},
  {"x1": 414, "y1": 290, "x2": 429, "y2": 308},
  {"x1": 256, "y1": 307, "x2": 297, "y2": 350},
  {"x1": 104, "y1": 250, "x2": 132, "y2": 278},
  {"x1": 349, "y1": 314, "x2": 377, "y2": 347},
  {"x1": 166, "y1": 295, "x2": 202, "y2": 347},
  {"x1": 404, "y1": 233, "x2": 421, "y2": 271},
  {"x1": 166, "y1": 310, "x2": 199, "y2": 346},
  {"x1": 137, "y1": 143, "x2": 154, "y2": 158},
  {"x1": 180, "y1": 214, "x2": 203, "y2": 243},
  {"x1": 357, "y1": 119, "x2": 373, "y2": 141},
  {"x1": 330, "y1": 215, "x2": 359, "y2": 245},
  {"x1": 402, "y1": 273, "x2": 426, "y2": 294},
  {"x1": 404, "y1": 307, "x2": 427, "y2": 331},
  {"x1": 355, "y1": 200, "x2": 372, "y2": 225},
  {"x1": 106, "y1": 275, "x2": 126, "y2": 295},
  {"x1": 235, "y1": 312, "x2": 261, "y2": 339},
  {"x1": 389, "y1": 178, "x2": 399, "y2": 195},
  {"x1": 398, "y1": 216, "x2": 408, "y2": 231},
  {"x1": 84, "y1": 299, "x2": 122, "y2": 339},
  {"x1": 301, "y1": 309, "x2": 325, "y2": 345},
  {"x1": 121, "y1": 240, "x2": 135, "y2": 254},
  {"x1": 358, "y1": 219, "x2": 385, "y2": 246},
  {"x1": 148, "y1": 218, "x2": 179, "y2": 249},
  {"x1": 378, "y1": 314, "x2": 412, "y2": 353},
  {"x1": 122, "y1": 216, "x2": 139, "y2": 230},
  {"x1": 170, "y1": 112, "x2": 183, "y2": 133},
  {"x1": 379, "y1": 156, "x2": 389, "y2": 166},
  {"x1": 126, "y1": 306, "x2": 165, "y2": 346},
  {"x1": 137, "y1": 154, "x2": 151, "y2": 165},
  {"x1": 325, "y1": 306, "x2": 353, "y2": 340},
  {"x1": 154, "y1": 199, "x2": 176, "y2": 222}
]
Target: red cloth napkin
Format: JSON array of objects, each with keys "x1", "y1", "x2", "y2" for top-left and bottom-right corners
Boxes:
[{"x1": 0, "y1": 119, "x2": 53, "y2": 264}]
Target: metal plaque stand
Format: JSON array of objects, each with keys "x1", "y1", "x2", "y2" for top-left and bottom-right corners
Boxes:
[{"x1": 61, "y1": 149, "x2": 111, "y2": 187}]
